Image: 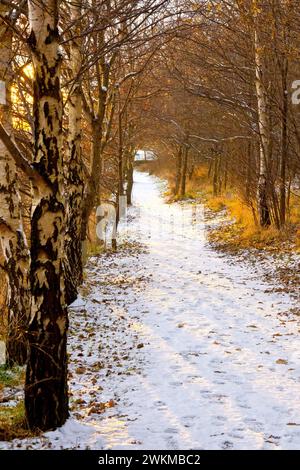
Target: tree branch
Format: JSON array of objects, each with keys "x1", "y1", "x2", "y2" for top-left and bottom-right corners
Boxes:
[{"x1": 0, "y1": 123, "x2": 51, "y2": 189}]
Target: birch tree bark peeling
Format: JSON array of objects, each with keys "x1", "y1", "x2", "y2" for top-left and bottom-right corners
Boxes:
[
  {"x1": 0, "y1": 2, "x2": 30, "y2": 366},
  {"x1": 25, "y1": 0, "x2": 69, "y2": 431}
]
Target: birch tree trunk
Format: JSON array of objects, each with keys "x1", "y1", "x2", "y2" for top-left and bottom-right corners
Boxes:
[
  {"x1": 64, "y1": 0, "x2": 84, "y2": 305},
  {"x1": 279, "y1": 56, "x2": 288, "y2": 227},
  {"x1": 25, "y1": 0, "x2": 68, "y2": 431},
  {"x1": 253, "y1": 3, "x2": 271, "y2": 227},
  {"x1": 0, "y1": 4, "x2": 30, "y2": 366}
]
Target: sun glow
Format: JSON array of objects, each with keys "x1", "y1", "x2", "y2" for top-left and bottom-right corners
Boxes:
[{"x1": 12, "y1": 63, "x2": 33, "y2": 131}]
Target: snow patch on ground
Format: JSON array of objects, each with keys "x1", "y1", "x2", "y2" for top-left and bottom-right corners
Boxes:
[{"x1": 1, "y1": 170, "x2": 300, "y2": 450}]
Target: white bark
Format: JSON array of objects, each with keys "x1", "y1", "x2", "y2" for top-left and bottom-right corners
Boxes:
[
  {"x1": 253, "y1": 1, "x2": 271, "y2": 226},
  {"x1": 0, "y1": 3, "x2": 30, "y2": 365},
  {"x1": 64, "y1": 0, "x2": 85, "y2": 304},
  {"x1": 254, "y1": 32, "x2": 269, "y2": 176},
  {"x1": 25, "y1": 0, "x2": 68, "y2": 431}
]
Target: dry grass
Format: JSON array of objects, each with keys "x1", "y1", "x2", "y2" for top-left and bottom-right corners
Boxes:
[
  {"x1": 149, "y1": 161, "x2": 300, "y2": 252},
  {"x1": 87, "y1": 240, "x2": 105, "y2": 257},
  {"x1": 179, "y1": 165, "x2": 300, "y2": 252},
  {"x1": 208, "y1": 221, "x2": 298, "y2": 253},
  {"x1": 0, "y1": 402, "x2": 32, "y2": 441},
  {"x1": 207, "y1": 193, "x2": 299, "y2": 253},
  {"x1": 206, "y1": 195, "x2": 227, "y2": 212}
]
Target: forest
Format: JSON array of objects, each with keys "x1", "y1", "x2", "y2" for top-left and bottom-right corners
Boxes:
[{"x1": 0, "y1": 0, "x2": 300, "y2": 453}]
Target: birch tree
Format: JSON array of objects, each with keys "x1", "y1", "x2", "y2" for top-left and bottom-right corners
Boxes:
[
  {"x1": 25, "y1": 0, "x2": 68, "y2": 431},
  {"x1": 64, "y1": 0, "x2": 85, "y2": 305},
  {"x1": 0, "y1": 2, "x2": 30, "y2": 366},
  {"x1": 253, "y1": 0, "x2": 271, "y2": 227}
]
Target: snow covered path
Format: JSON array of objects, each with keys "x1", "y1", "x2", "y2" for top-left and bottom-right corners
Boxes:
[
  {"x1": 91, "y1": 171, "x2": 300, "y2": 450},
  {"x1": 2, "y1": 171, "x2": 300, "y2": 450}
]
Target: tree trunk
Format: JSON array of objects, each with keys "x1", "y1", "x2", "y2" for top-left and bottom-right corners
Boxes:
[
  {"x1": 217, "y1": 156, "x2": 222, "y2": 195},
  {"x1": 113, "y1": 99, "x2": 124, "y2": 250},
  {"x1": 0, "y1": 4, "x2": 30, "y2": 366},
  {"x1": 279, "y1": 57, "x2": 288, "y2": 227},
  {"x1": 81, "y1": 120, "x2": 102, "y2": 246},
  {"x1": 254, "y1": 5, "x2": 271, "y2": 227},
  {"x1": 188, "y1": 154, "x2": 195, "y2": 181},
  {"x1": 245, "y1": 142, "x2": 252, "y2": 201},
  {"x1": 64, "y1": 1, "x2": 84, "y2": 305},
  {"x1": 25, "y1": 0, "x2": 69, "y2": 431},
  {"x1": 126, "y1": 159, "x2": 134, "y2": 205},
  {"x1": 224, "y1": 159, "x2": 228, "y2": 191},
  {"x1": 174, "y1": 147, "x2": 182, "y2": 196},
  {"x1": 270, "y1": 183, "x2": 280, "y2": 229},
  {"x1": 80, "y1": 32, "x2": 109, "y2": 249},
  {"x1": 180, "y1": 146, "x2": 188, "y2": 197},
  {"x1": 213, "y1": 157, "x2": 219, "y2": 197}
]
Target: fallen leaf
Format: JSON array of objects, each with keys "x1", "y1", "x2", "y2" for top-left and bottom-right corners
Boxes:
[
  {"x1": 107, "y1": 399, "x2": 115, "y2": 408},
  {"x1": 276, "y1": 359, "x2": 288, "y2": 365}
]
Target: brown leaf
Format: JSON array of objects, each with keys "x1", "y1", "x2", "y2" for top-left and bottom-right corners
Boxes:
[
  {"x1": 107, "y1": 399, "x2": 115, "y2": 408},
  {"x1": 276, "y1": 359, "x2": 288, "y2": 365}
]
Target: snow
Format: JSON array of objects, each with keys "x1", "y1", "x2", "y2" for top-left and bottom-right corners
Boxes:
[
  {"x1": 1, "y1": 170, "x2": 300, "y2": 450},
  {"x1": 69, "y1": 294, "x2": 86, "y2": 309}
]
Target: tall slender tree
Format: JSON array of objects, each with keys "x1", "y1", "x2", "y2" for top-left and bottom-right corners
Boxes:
[
  {"x1": 253, "y1": 1, "x2": 271, "y2": 227},
  {"x1": 0, "y1": 2, "x2": 30, "y2": 366},
  {"x1": 64, "y1": 0, "x2": 85, "y2": 305},
  {"x1": 25, "y1": 0, "x2": 68, "y2": 431}
]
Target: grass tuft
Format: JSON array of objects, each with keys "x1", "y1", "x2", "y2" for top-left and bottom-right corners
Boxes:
[
  {"x1": 0, "y1": 401, "x2": 32, "y2": 441},
  {"x1": 0, "y1": 364, "x2": 24, "y2": 391},
  {"x1": 0, "y1": 365, "x2": 32, "y2": 441}
]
